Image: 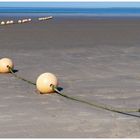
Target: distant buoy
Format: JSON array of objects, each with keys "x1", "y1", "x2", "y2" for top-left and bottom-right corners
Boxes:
[
  {"x1": 18, "y1": 20, "x2": 22, "y2": 24},
  {"x1": 0, "y1": 58, "x2": 14, "y2": 73},
  {"x1": 28, "y1": 18, "x2": 31, "y2": 21},
  {"x1": 21, "y1": 20, "x2": 25, "y2": 23},
  {"x1": 38, "y1": 17, "x2": 43, "y2": 21},
  {"x1": 22, "y1": 19, "x2": 28, "y2": 23},
  {"x1": 46, "y1": 16, "x2": 53, "y2": 20},
  {"x1": 0, "y1": 21, "x2": 5, "y2": 25},
  {"x1": 38, "y1": 16, "x2": 53, "y2": 21},
  {"x1": 6, "y1": 21, "x2": 10, "y2": 24},
  {"x1": 36, "y1": 73, "x2": 58, "y2": 94},
  {"x1": 9, "y1": 20, "x2": 14, "y2": 24}
]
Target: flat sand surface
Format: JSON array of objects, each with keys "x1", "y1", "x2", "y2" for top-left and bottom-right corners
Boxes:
[{"x1": 0, "y1": 16, "x2": 140, "y2": 138}]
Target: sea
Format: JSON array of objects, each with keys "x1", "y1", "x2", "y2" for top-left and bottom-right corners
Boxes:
[
  {"x1": 1, "y1": 7, "x2": 140, "y2": 19},
  {"x1": 0, "y1": 7, "x2": 140, "y2": 16}
]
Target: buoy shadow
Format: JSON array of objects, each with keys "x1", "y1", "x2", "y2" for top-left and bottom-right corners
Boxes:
[
  {"x1": 12, "y1": 69, "x2": 18, "y2": 73},
  {"x1": 57, "y1": 86, "x2": 63, "y2": 92}
]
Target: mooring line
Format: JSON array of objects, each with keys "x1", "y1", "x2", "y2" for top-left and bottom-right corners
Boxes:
[
  {"x1": 8, "y1": 66, "x2": 35, "y2": 85},
  {"x1": 8, "y1": 66, "x2": 140, "y2": 115},
  {"x1": 52, "y1": 85, "x2": 140, "y2": 113}
]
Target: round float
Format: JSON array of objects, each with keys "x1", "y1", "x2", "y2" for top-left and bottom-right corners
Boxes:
[
  {"x1": 0, "y1": 58, "x2": 14, "y2": 73},
  {"x1": 36, "y1": 72, "x2": 58, "y2": 94}
]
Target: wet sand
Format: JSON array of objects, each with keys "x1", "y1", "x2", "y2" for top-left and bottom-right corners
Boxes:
[{"x1": 0, "y1": 16, "x2": 140, "y2": 138}]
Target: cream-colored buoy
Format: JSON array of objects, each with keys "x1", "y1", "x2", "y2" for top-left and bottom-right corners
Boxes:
[
  {"x1": 28, "y1": 18, "x2": 31, "y2": 22},
  {"x1": 0, "y1": 21, "x2": 5, "y2": 25},
  {"x1": 9, "y1": 20, "x2": 14, "y2": 24},
  {"x1": 0, "y1": 58, "x2": 14, "y2": 73},
  {"x1": 22, "y1": 19, "x2": 28, "y2": 23},
  {"x1": 36, "y1": 73, "x2": 58, "y2": 94},
  {"x1": 18, "y1": 20, "x2": 22, "y2": 24},
  {"x1": 6, "y1": 21, "x2": 10, "y2": 24}
]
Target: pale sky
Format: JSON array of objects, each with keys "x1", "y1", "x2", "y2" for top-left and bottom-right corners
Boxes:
[{"x1": 0, "y1": 2, "x2": 140, "y2": 8}]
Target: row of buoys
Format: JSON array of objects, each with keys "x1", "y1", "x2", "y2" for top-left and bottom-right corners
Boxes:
[
  {"x1": 38, "y1": 16, "x2": 53, "y2": 21},
  {"x1": 17, "y1": 18, "x2": 32, "y2": 24},
  {"x1": 0, "y1": 20, "x2": 14, "y2": 25},
  {"x1": 0, "y1": 57, "x2": 58, "y2": 93},
  {"x1": 0, "y1": 16, "x2": 53, "y2": 26},
  {"x1": 0, "y1": 58, "x2": 140, "y2": 116},
  {"x1": 0, "y1": 19, "x2": 31, "y2": 25}
]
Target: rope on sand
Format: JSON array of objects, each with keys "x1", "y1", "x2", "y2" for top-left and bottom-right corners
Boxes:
[{"x1": 8, "y1": 66, "x2": 140, "y2": 115}]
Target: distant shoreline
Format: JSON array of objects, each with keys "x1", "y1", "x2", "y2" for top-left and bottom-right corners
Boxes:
[{"x1": 1, "y1": 13, "x2": 140, "y2": 19}]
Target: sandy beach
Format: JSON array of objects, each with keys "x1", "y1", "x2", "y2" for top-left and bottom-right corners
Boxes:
[{"x1": 0, "y1": 15, "x2": 140, "y2": 137}]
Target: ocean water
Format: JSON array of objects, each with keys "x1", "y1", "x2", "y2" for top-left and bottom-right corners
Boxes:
[{"x1": 0, "y1": 7, "x2": 140, "y2": 16}]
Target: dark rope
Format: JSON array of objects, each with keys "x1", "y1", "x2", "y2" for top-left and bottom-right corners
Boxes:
[
  {"x1": 8, "y1": 66, "x2": 140, "y2": 115},
  {"x1": 7, "y1": 66, "x2": 35, "y2": 85},
  {"x1": 51, "y1": 85, "x2": 140, "y2": 114}
]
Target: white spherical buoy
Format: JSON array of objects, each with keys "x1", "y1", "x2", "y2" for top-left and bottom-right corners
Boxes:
[
  {"x1": 21, "y1": 20, "x2": 25, "y2": 23},
  {"x1": 38, "y1": 17, "x2": 42, "y2": 21},
  {"x1": 0, "y1": 21, "x2": 5, "y2": 25},
  {"x1": 6, "y1": 21, "x2": 10, "y2": 24},
  {"x1": 28, "y1": 18, "x2": 31, "y2": 21},
  {"x1": 0, "y1": 58, "x2": 14, "y2": 73},
  {"x1": 22, "y1": 19, "x2": 28, "y2": 23},
  {"x1": 18, "y1": 20, "x2": 22, "y2": 24},
  {"x1": 36, "y1": 73, "x2": 58, "y2": 94},
  {"x1": 9, "y1": 20, "x2": 14, "y2": 24},
  {"x1": 6, "y1": 21, "x2": 8, "y2": 24}
]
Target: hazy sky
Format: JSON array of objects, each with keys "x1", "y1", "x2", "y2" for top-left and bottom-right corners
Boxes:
[{"x1": 0, "y1": 2, "x2": 140, "y2": 8}]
